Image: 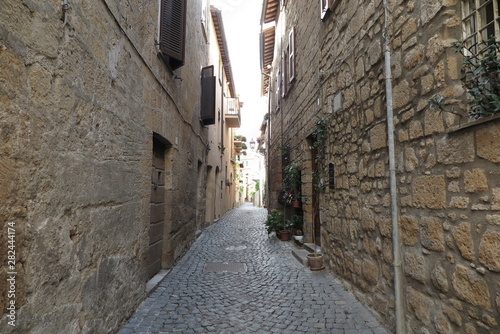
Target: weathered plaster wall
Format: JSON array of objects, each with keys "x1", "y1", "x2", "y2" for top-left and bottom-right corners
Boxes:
[{"x1": 0, "y1": 0, "x2": 208, "y2": 332}]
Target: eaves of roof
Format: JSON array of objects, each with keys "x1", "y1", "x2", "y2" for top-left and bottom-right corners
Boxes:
[{"x1": 211, "y1": 6, "x2": 236, "y2": 98}]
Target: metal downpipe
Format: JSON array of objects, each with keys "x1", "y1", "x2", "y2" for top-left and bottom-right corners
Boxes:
[{"x1": 382, "y1": 1, "x2": 404, "y2": 333}]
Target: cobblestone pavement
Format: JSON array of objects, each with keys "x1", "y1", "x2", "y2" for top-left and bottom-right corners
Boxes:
[{"x1": 118, "y1": 203, "x2": 390, "y2": 334}]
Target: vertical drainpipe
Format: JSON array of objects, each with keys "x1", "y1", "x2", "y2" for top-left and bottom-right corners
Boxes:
[{"x1": 382, "y1": 1, "x2": 404, "y2": 333}]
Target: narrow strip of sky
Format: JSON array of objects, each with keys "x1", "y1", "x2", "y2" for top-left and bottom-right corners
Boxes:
[{"x1": 212, "y1": 0, "x2": 268, "y2": 140}]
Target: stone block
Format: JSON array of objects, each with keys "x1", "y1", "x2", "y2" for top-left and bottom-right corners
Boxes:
[
  {"x1": 393, "y1": 79, "x2": 411, "y2": 109},
  {"x1": 478, "y1": 230, "x2": 500, "y2": 272},
  {"x1": 449, "y1": 196, "x2": 469, "y2": 209},
  {"x1": 420, "y1": 216, "x2": 445, "y2": 252},
  {"x1": 414, "y1": 175, "x2": 446, "y2": 209},
  {"x1": 452, "y1": 222, "x2": 475, "y2": 261},
  {"x1": 476, "y1": 122, "x2": 500, "y2": 163},
  {"x1": 400, "y1": 215, "x2": 419, "y2": 246},
  {"x1": 407, "y1": 286, "x2": 434, "y2": 325},
  {"x1": 452, "y1": 265, "x2": 492, "y2": 311},
  {"x1": 405, "y1": 252, "x2": 426, "y2": 283},
  {"x1": 431, "y1": 261, "x2": 449, "y2": 292},
  {"x1": 424, "y1": 108, "x2": 445, "y2": 135},
  {"x1": 464, "y1": 168, "x2": 488, "y2": 193},
  {"x1": 361, "y1": 259, "x2": 379, "y2": 285},
  {"x1": 409, "y1": 120, "x2": 424, "y2": 139},
  {"x1": 370, "y1": 123, "x2": 387, "y2": 150},
  {"x1": 426, "y1": 35, "x2": 445, "y2": 64},
  {"x1": 437, "y1": 133, "x2": 475, "y2": 164}
]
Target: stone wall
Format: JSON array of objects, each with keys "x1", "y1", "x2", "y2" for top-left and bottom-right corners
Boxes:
[
  {"x1": 265, "y1": 0, "x2": 500, "y2": 333},
  {"x1": 0, "y1": 0, "x2": 209, "y2": 332}
]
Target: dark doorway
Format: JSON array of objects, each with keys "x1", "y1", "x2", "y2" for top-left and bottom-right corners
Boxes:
[
  {"x1": 148, "y1": 137, "x2": 166, "y2": 279},
  {"x1": 311, "y1": 145, "x2": 321, "y2": 247}
]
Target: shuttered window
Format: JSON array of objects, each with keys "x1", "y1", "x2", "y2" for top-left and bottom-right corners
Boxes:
[
  {"x1": 159, "y1": 0, "x2": 187, "y2": 70},
  {"x1": 201, "y1": 66, "x2": 216, "y2": 125}
]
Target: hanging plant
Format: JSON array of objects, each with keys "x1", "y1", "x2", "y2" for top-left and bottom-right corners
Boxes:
[{"x1": 430, "y1": 37, "x2": 500, "y2": 119}]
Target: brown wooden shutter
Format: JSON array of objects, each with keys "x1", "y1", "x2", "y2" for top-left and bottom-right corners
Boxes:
[
  {"x1": 201, "y1": 66, "x2": 216, "y2": 125},
  {"x1": 160, "y1": 0, "x2": 187, "y2": 70}
]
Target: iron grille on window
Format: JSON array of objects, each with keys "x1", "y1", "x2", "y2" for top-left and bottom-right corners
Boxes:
[{"x1": 462, "y1": 0, "x2": 500, "y2": 54}]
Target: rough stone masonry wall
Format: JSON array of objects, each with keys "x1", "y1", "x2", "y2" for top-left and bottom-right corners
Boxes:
[
  {"x1": 316, "y1": 0, "x2": 395, "y2": 328},
  {"x1": 317, "y1": 0, "x2": 500, "y2": 333},
  {"x1": 389, "y1": 1, "x2": 500, "y2": 333},
  {"x1": 267, "y1": 1, "x2": 322, "y2": 238},
  {"x1": 0, "y1": 0, "x2": 208, "y2": 333}
]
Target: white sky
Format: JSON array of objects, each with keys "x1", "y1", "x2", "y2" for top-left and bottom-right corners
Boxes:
[{"x1": 212, "y1": 0, "x2": 268, "y2": 142}]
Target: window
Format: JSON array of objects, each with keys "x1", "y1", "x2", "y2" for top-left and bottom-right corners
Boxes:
[
  {"x1": 275, "y1": 66, "x2": 281, "y2": 111},
  {"x1": 320, "y1": 0, "x2": 339, "y2": 20},
  {"x1": 159, "y1": 0, "x2": 187, "y2": 70},
  {"x1": 462, "y1": 0, "x2": 500, "y2": 53},
  {"x1": 201, "y1": 0, "x2": 209, "y2": 41},
  {"x1": 281, "y1": 51, "x2": 287, "y2": 98},
  {"x1": 288, "y1": 28, "x2": 295, "y2": 83},
  {"x1": 201, "y1": 66, "x2": 216, "y2": 125}
]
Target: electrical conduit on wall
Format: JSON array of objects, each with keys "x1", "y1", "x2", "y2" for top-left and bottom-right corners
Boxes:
[{"x1": 382, "y1": 1, "x2": 404, "y2": 333}]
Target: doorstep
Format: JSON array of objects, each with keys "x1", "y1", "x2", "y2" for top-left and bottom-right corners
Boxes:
[{"x1": 291, "y1": 248, "x2": 309, "y2": 266}]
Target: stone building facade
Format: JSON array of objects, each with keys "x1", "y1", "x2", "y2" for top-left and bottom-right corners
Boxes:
[
  {"x1": 0, "y1": 0, "x2": 239, "y2": 333},
  {"x1": 261, "y1": 0, "x2": 500, "y2": 333}
]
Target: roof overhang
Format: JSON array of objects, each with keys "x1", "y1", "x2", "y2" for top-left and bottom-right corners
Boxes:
[
  {"x1": 261, "y1": 0, "x2": 279, "y2": 24},
  {"x1": 260, "y1": 25, "x2": 275, "y2": 95},
  {"x1": 211, "y1": 6, "x2": 236, "y2": 98}
]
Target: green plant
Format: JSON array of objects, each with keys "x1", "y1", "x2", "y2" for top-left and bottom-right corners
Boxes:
[
  {"x1": 282, "y1": 162, "x2": 301, "y2": 203},
  {"x1": 309, "y1": 117, "x2": 327, "y2": 158},
  {"x1": 264, "y1": 209, "x2": 285, "y2": 234},
  {"x1": 255, "y1": 180, "x2": 260, "y2": 192},
  {"x1": 291, "y1": 214, "x2": 303, "y2": 230},
  {"x1": 430, "y1": 37, "x2": 500, "y2": 119}
]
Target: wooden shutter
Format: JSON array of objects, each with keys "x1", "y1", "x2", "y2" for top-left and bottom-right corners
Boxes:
[
  {"x1": 201, "y1": 66, "x2": 216, "y2": 125},
  {"x1": 288, "y1": 28, "x2": 295, "y2": 83},
  {"x1": 160, "y1": 0, "x2": 187, "y2": 70}
]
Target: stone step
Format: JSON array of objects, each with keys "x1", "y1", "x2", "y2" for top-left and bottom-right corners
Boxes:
[
  {"x1": 304, "y1": 243, "x2": 321, "y2": 254},
  {"x1": 291, "y1": 249, "x2": 309, "y2": 266}
]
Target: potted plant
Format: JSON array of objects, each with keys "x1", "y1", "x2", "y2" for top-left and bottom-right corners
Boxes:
[
  {"x1": 278, "y1": 218, "x2": 292, "y2": 241},
  {"x1": 307, "y1": 117, "x2": 327, "y2": 271},
  {"x1": 263, "y1": 209, "x2": 284, "y2": 235}
]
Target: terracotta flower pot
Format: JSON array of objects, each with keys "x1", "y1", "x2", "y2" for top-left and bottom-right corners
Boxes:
[
  {"x1": 279, "y1": 230, "x2": 290, "y2": 241},
  {"x1": 307, "y1": 253, "x2": 325, "y2": 271}
]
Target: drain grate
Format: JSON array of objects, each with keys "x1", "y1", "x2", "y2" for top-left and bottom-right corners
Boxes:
[{"x1": 204, "y1": 262, "x2": 247, "y2": 273}]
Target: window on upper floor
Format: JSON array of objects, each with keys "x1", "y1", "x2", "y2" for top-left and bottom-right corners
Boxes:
[
  {"x1": 462, "y1": 0, "x2": 499, "y2": 54},
  {"x1": 280, "y1": 28, "x2": 296, "y2": 99},
  {"x1": 159, "y1": 0, "x2": 187, "y2": 70},
  {"x1": 288, "y1": 28, "x2": 295, "y2": 83},
  {"x1": 201, "y1": 0, "x2": 209, "y2": 41},
  {"x1": 320, "y1": 0, "x2": 339, "y2": 21}
]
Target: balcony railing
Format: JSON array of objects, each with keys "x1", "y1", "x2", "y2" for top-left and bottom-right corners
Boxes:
[{"x1": 225, "y1": 98, "x2": 241, "y2": 128}]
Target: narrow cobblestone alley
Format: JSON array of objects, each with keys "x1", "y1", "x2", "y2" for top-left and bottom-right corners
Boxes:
[{"x1": 118, "y1": 204, "x2": 389, "y2": 334}]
